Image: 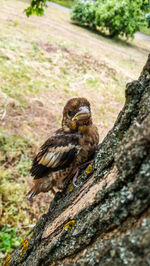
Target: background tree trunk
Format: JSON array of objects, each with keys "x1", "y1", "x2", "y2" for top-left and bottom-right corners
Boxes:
[{"x1": 4, "y1": 54, "x2": 150, "y2": 266}]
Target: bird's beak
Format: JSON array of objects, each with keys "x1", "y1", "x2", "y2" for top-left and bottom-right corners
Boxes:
[{"x1": 72, "y1": 106, "x2": 91, "y2": 121}]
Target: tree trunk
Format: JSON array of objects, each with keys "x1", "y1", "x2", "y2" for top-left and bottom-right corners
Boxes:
[{"x1": 3, "y1": 54, "x2": 150, "y2": 266}]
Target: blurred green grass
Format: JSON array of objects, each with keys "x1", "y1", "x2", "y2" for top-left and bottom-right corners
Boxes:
[
  {"x1": 140, "y1": 26, "x2": 150, "y2": 35},
  {"x1": 50, "y1": 0, "x2": 74, "y2": 8}
]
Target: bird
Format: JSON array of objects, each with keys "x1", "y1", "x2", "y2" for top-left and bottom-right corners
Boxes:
[{"x1": 27, "y1": 97, "x2": 99, "y2": 200}]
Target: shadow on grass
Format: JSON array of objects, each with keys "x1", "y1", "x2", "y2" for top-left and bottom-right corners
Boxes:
[{"x1": 70, "y1": 21, "x2": 138, "y2": 48}]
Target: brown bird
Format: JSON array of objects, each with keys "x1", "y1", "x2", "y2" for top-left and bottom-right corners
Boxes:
[{"x1": 27, "y1": 97, "x2": 99, "y2": 200}]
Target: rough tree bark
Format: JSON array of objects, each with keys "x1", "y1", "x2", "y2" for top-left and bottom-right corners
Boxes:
[{"x1": 3, "y1": 54, "x2": 150, "y2": 266}]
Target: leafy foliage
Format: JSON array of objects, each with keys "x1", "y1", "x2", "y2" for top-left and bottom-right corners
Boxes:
[
  {"x1": 24, "y1": 0, "x2": 75, "y2": 16},
  {"x1": 24, "y1": 0, "x2": 47, "y2": 17},
  {"x1": 0, "y1": 225, "x2": 21, "y2": 253},
  {"x1": 71, "y1": 0, "x2": 97, "y2": 29},
  {"x1": 71, "y1": 0, "x2": 146, "y2": 39},
  {"x1": 146, "y1": 13, "x2": 150, "y2": 27},
  {"x1": 141, "y1": 0, "x2": 150, "y2": 12}
]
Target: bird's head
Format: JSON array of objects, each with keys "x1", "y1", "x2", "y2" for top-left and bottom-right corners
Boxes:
[{"x1": 62, "y1": 97, "x2": 92, "y2": 133}]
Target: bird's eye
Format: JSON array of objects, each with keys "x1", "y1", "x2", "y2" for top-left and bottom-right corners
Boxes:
[{"x1": 68, "y1": 110, "x2": 73, "y2": 117}]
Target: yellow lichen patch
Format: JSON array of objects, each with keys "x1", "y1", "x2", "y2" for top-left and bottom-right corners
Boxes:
[
  {"x1": 85, "y1": 164, "x2": 93, "y2": 176},
  {"x1": 18, "y1": 232, "x2": 34, "y2": 263},
  {"x1": 68, "y1": 185, "x2": 74, "y2": 192},
  {"x1": 141, "y1": 107, "x2": 146, "y2": 114},
  {"x1": 63, "y1": 220, "x2": 76, "y2": 232},
  {"x1": 118, "y1": 133, "x2": 124, "y2": 140},
  {"x1": 28, "y1": 232, "x2": 34, "y2": 239},
  {"x1": 3, "y1": 233, "x2": 34, "y2": 265},
  {"x1": 96, "y1": 253, "x2": 101, "y2": 259},
  {"x1": 3, "y1": 254, "x2": 11, "y2": 266},
  {"x1": 20, "y1": 239, "x2": 29, "y2": 256}
]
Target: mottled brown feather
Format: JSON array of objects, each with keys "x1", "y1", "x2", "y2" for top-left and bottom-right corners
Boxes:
[{"x1": 27, "y1": 98, "x2": 99, "y2": 200}]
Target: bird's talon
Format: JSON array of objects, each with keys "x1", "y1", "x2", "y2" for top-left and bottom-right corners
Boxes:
[{"x1": 73, "y1": 181, "x2": 78, "y2": 187}]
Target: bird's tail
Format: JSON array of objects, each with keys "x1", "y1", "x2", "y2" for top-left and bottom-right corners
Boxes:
[
  {"x1": 27, "y1": 178, "x2": 55, "y2": 200},
  {"x1": 27, "y1": 179, "x2": 44, "y2": 200},
  {"x1": 27, "y1": 186, "x2": 39, "y2": 200},
  {"x1": 27, "y1": 187, "x2": 37, "y2": 200}
]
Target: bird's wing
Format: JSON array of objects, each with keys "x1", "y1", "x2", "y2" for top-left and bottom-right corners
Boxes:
[{"x1": 30, "y1": 133, "x2": 80, "y2": 179}]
